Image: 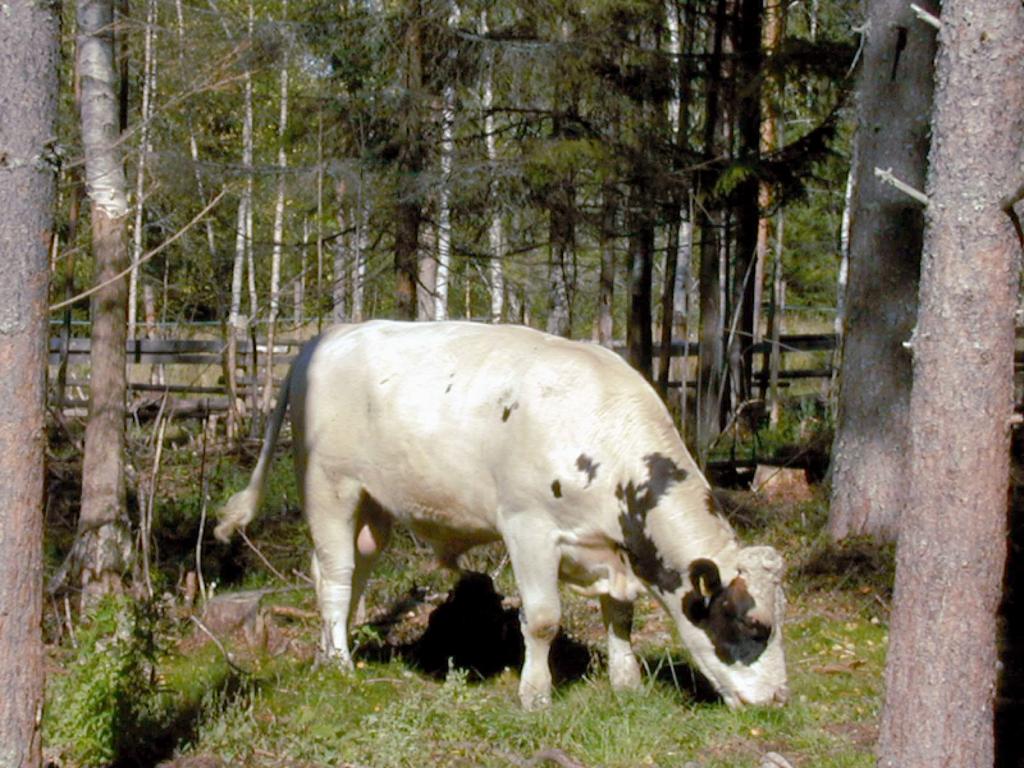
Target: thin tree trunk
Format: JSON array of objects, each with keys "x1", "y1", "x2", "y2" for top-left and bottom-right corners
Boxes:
[
  {"x1": 332, "y1": 204, "x2": 349, "y2": 322},
  {"x1": 76, "y1": 0, "x2": 134, "y2": 605},
  {"x1": 419, "y1": 221, "x2": 438, "y2": 320},
  {"x1": 627, "y1": 196, "x2": 655, "y2": 382},
  {"x1": 828, "y1": 0, "x2": 935, "y2": 541},
  {"x1": 481, "y1": 10, "x2": 504, "y2": 323},
  {"x1": 354, "y1": 190, "x2": 369, "y2": 322},
  {"x1": 877, "y1": 5, "x2": 1024, "y2": 765},
  {"x1": 597, "y1": 187, "x2": 617, "y2": 347},
  {"x1": 0, "y1": 0, "x2": 57, "y2": 759},
  {"x1": 696, "y1": 0, "x2": 728, "y2": 460},
  {"x1": 394, "y1": 14, "x2": 423, "y2": 321},
  {"x1": 263, "y1": 0, "x2": 289, "y2": 416},
  {"x1": 128, "y1": 0, "x2": 157, "y2": 339}
]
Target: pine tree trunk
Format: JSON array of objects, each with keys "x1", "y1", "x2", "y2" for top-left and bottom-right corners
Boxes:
[
  {"x1": 0, "y1": 0, "x2": 57, "y2": 760},
  {"x1": 394, "y1": 11, "x2": 423, "y2": 321},
  {"x1": 828, "y1": 0, "x2": 936, "y2": 541},
  {"x1": 76, "y1": 0, "x2": 133, "y2": 605},
  {"x1": 877, "y1": 4, "x2": 1024, "y2": 765}
]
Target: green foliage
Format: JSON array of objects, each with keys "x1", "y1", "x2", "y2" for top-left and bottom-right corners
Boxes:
[{"x1": 45, "y1": 597, "x2": 168, "y2": 767}]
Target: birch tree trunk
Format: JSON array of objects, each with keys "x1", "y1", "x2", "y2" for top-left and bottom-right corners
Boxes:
[
  {"x1": 263, "y1": 0, "x2": 290, "y2": 415},
  {"x1": 434, "y1": 2, "x2": 459, "y2": 321},
  {"x1": 481, "y1": 10, "x2": 504, "y2": 323},
  {"x1": 128, "y1": 0, "x2": 157, "y2": 339},
  {"x1": 877, "y1": 4, "x2": 1024, "y2": 765},
  {"x1": 0, "y1": 0, "x2": 58, "y2": 761},
  {"x1": 76, "y1": 0, "x2": 134, "y2": 604}
]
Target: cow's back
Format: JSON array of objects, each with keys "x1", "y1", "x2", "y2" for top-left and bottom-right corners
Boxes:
[{"x1": 290, "y1": 321, "x2": 680, "y2": 545}]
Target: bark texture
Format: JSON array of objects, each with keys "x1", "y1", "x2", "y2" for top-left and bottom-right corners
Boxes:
[
  {"x1": 877, "y1": 4, "x2": 1024, "y2": 766},
  {"x1": 828, "y1": 0, "x2": 936, "y2": 541},
  {"x1": 76, "y1": 0, "x2": 133, "y2": 604},
  {"x1": 0, "y1": 0, "x2": 58, "y2": 763}
]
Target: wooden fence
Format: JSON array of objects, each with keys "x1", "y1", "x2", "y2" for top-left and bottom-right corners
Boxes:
[{"x1": 48, "y1": 332, "x2": 838, "y2": 407}]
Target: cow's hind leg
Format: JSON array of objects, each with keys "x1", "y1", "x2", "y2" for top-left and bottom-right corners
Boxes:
[
  {"x1": 503, "y1": 519, "x2": 561, "y2": 710},
  {"x1": 348, "y1": 492, "x2": 392, "y2": 628},
  {"x1": 600, "y1": 595, "x2": 642, "y2": 691},
  {"x1": 305, "y1": 470, "x2": 363, "y2": 669}
]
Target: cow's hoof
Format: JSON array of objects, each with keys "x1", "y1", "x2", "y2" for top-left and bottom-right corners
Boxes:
[
  {"x1": 519, "y1": 686, "x2": 552, "y2": 711},
  {"x1": 609, "y1": 657, "x2": 642, "y2": 691},
  {"x1": 314, "y1": 649, "x2": 354, "y2": 672}
]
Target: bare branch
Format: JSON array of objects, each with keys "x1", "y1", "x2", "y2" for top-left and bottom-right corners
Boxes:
[
  {"x1": 910, "y1": 4, "x2": 941, "y2": 29},
  {"x1": 874, "y1": 167, "x2": 930, "y2": 205},
  {"x1": 50, "y1": 189, "x2": 227, "y2": 312}
]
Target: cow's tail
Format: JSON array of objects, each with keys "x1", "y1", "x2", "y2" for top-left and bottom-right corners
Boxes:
[{"x1": 214, "y1": 367, "x2": 293, "y2": 543}]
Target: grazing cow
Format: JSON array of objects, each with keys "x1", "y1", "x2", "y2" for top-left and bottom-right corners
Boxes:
[{"x1": 216, "y1": 321, "x2": 788, "y2": 709}]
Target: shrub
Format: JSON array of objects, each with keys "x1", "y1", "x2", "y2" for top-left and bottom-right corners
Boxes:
[{"x1": 45, "y1": 596, "x2": 167, "y2": 767}]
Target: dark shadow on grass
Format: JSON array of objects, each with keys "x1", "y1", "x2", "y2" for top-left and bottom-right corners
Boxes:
[
  {"x1": 356, "y1": 572, "x2": 592, "y2": 687},
  {"x1": 106, "y1": 666, "x2": 252, "y2": 768},
  {"x1": 642, "y1": 653, "x2": 721, "y2": 705}
]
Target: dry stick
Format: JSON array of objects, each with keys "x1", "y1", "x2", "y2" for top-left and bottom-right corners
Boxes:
[
  {"x1": 239, "y1": 528, "x2": 291, "y2": 584},
  {"x1": 143, "y1": 410, "x2": 170, "y2": 599},
  {"x1": 64, "y1": 595, "x2": 78, "y2": 649},
  {"x1": 189, "y1": 615, "x2": 249, "y2": 675},
  {"x1": 195, "y1": 401, "x2": 210, "y2": 606},
  {"x1": 910, "y1": 3, "x2": 941, "y2": 28},
  {"x1": 50, "y1": 189, "x2": 227, "y2": 312}
]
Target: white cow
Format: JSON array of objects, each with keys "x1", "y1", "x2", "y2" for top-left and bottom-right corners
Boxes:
[{"x1": 216, "y1": 321, "x2": 788, "y2": 709}]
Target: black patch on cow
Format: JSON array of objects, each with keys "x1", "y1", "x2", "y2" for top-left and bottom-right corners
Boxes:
[
  {"x1": 501, "y1": 401, "x2": 519, "y2": 422},
  {"x1": 575, "y1": 453, "x2": 600, "y2": 487},
  {"x1": 614, "y1": 453, "x2": 688, "y2": 593},
  {"x1": 550, "y1": 480, "x2": 562, "y2": 498},
  {"x1": 682, "y1": 560, "x2": 770, "y2": 666}
]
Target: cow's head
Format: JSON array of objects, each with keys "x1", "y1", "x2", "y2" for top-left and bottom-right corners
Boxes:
[{"x1": 676, "y1": 546, "x2": 788, "y2": 707}]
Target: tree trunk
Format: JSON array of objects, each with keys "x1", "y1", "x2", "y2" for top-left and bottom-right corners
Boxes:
[
  {"x1": 263, "y1": 0, "x2": 289, "y2": 416},
  {"x1": 394, "y1": 11, "x2": 423, "y2": 321},
  {"x1": 481, "y1": 10, "x2": 504, "y2": 324},
  {"x1": 729, "y1": 0, "x2": 763, "y2": 407},
  {"x1": 597, "y1": 187, "x2": 616, "y2": 347},
  {"x1": 128, "y1": 0, "x2": 157, "y2": 339},
  {"x1": 76, "y1": 0, "x2": 134, "y2": 605},
  {"x1": 696, "y1": 0, "x2": 727, "y2": 460},
  {"x1": 877, "y1": 4, "x2": 1024, "y2": 765},
  {"x1": 546, "y1": 178, "x2": 574, "y2": 337},
  {"x1": 0, "y1": 0, "x2": 57, "y2": 761},
  {"x1": 627, "y1": 196, "x2": 655, "y2": 381},
  {"x1": 828, "y1": 0, "x2": 936, "y2": 541}
]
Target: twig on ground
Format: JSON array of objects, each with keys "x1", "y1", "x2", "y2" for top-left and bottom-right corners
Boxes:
[{"x1": 189, "y1": 615, "x2": 250, "y2": 675}]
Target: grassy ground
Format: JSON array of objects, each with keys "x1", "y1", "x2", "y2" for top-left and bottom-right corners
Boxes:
[{"x1": 43, "y1": 420, "x2": 893, "y2": 768}]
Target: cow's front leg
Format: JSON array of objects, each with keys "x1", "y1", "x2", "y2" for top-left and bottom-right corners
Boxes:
[
  {"x1": 504, "y1": 520, "x2": 561, "y2": 710},
  {"x1": 306, "y1": 472, "x2": 363, "y2": 669},
  {"x1": 600, "y1": 594, "x2": 642, "y2": 691}
]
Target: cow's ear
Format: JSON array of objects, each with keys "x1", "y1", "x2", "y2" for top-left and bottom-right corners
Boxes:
[{"x1": 683, "y1": 559, "x2": 722, "y2": 624}]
